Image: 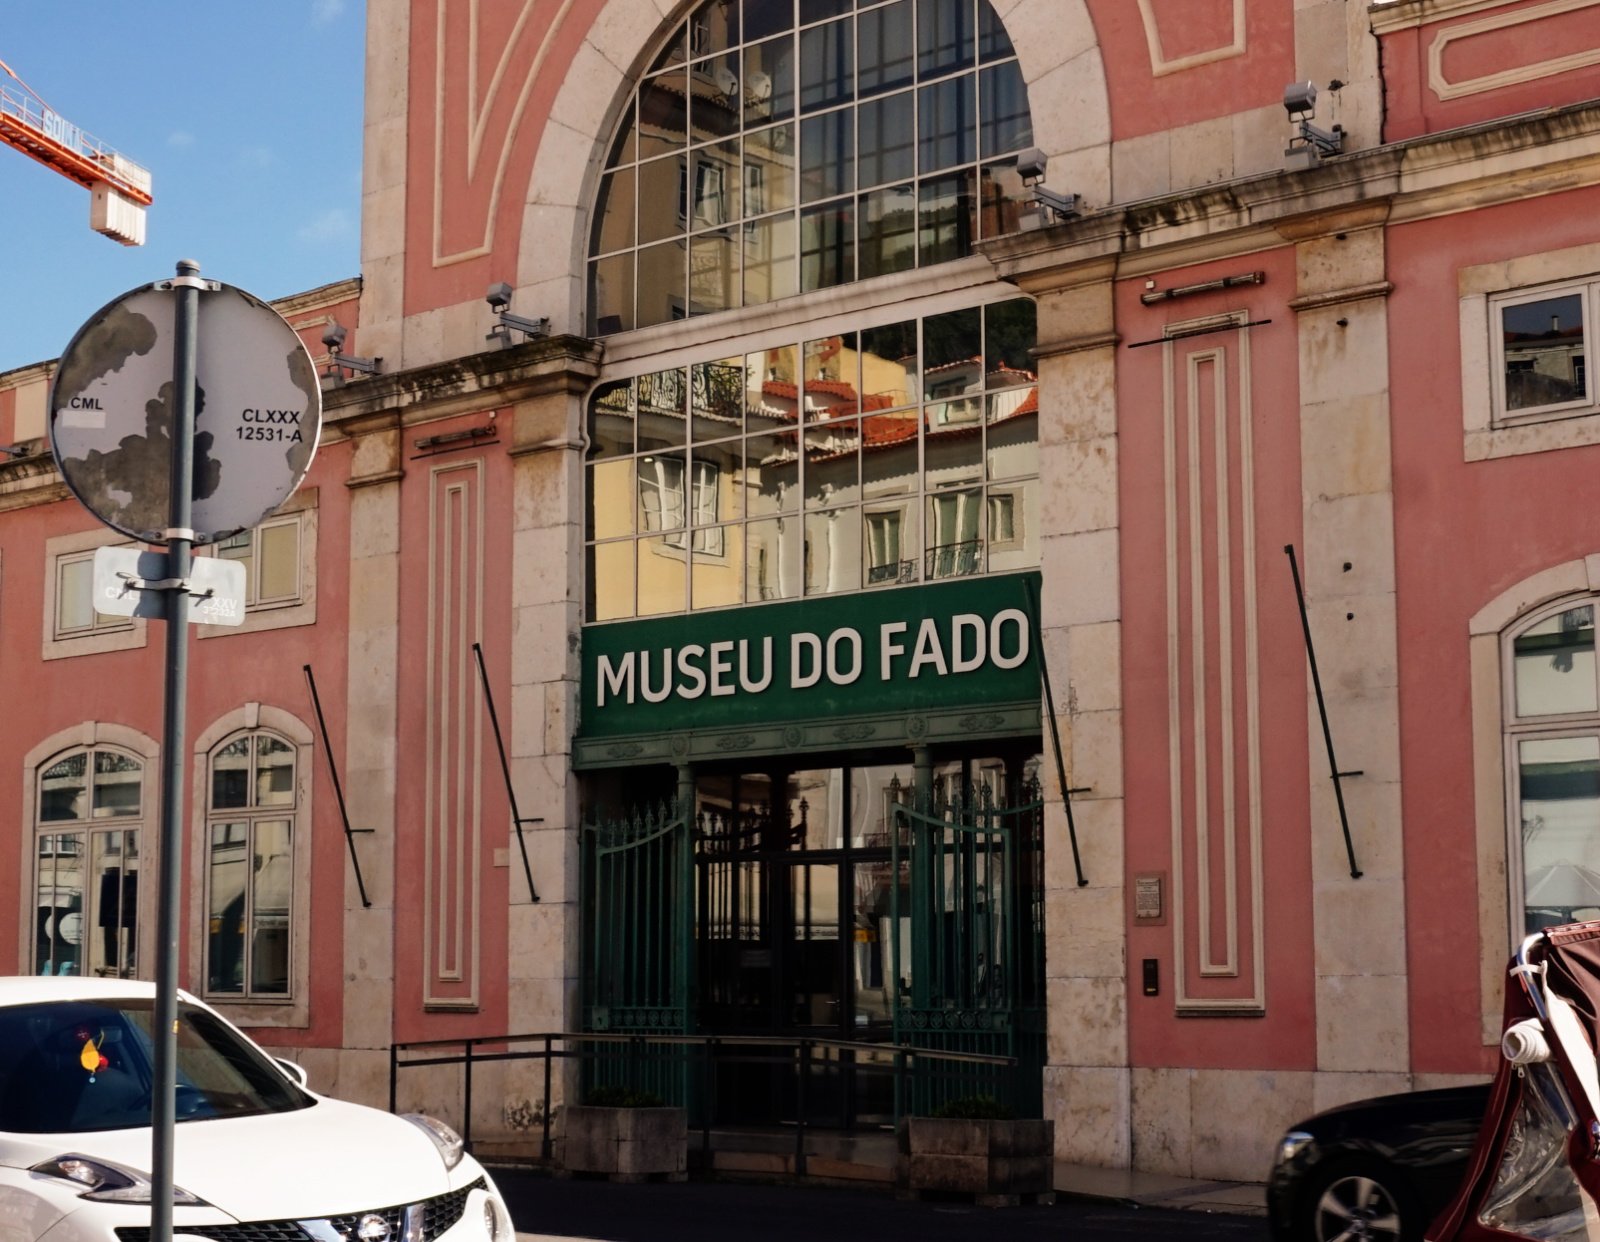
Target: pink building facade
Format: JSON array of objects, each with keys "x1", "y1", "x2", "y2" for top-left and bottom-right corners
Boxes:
[{"x1": 3, "y1": 0, "x2": 1600, "y2": 1181}]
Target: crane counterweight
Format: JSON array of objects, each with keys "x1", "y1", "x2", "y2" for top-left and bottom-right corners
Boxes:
[{"x1": 0, "y1": 64, "x2": 152, "y2": 245}]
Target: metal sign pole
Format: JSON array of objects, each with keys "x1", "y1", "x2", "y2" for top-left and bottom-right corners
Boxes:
[{"x1": 150, "y1": 258, "x2": 201, "y2": 1242}]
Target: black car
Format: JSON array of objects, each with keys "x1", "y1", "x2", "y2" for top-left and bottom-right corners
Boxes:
[{"x1": 1266, "y1": 1084, "x2": 1490, "y2": 1242}]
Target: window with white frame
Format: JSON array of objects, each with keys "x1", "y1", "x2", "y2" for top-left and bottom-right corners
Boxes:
[
  {"x1": 204, "y1": 732, "x2": 296, "y2": 1000},
  {"x1": 217, "y1": 514, "x2": 303, "y2": 610},
  {"x1": 1506, "y1": 598, "x2": 1600, "y2": 935},
  {"x1": 33, "y1": 747, "x2": 144, "y2": 979},
  {"x1": 52, "y1": 550, "x2": 133, "y2": 640},
  {"x1": 1491, "y1": 280, "x2": 1596, "y2": 424}
]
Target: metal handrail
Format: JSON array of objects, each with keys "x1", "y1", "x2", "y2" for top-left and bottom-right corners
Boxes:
[{"x1": 389, "y1": 1030, "x2": 1020, "y2": 1174}]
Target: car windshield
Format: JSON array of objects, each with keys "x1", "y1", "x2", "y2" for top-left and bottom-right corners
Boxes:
[{"x1": 0, "y1": 998, "x2": 312, "y2": 1133}]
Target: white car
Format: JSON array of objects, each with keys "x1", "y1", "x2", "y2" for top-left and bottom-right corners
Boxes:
[{"x1": 0, "y1": 977, "x2": 512, "y2": 1241}]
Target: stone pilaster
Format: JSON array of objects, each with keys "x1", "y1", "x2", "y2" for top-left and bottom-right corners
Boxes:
[
  {"x1": 1032, "y1": 272, "x2": 1131, "y2": 1168},
  {"x1": 1284, "y1": 209, "x2": 1410, "y2": 1091},
  {"x1": 338, "y1": 410, "x2": 404, "y2": 1105}
]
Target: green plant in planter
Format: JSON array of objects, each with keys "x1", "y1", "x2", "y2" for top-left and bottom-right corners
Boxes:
[
  {"x1": 583, "y1": 1085, "x2": 666, "y2": 1108},
  {"x1": 929, "y1": 1094, "x2": 1014, "y2": 1121}
]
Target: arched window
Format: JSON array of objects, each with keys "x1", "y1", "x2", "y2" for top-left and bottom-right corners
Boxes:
[
  {"x1": 205, "y1": 731, "x2": 296, "y2": 999},
  {"x1": 588, "y1": 0, "x2": 1035, "y2": 334},
  {"x1": 586, "y1": 296, "x2": 1037, "y2": 619},
  {"x1": 34, "y1": 747, "x2": 144, "y2": 978},
  {"x1": 1506, "y1": 598, "x2": 1600, "y2": 933}
]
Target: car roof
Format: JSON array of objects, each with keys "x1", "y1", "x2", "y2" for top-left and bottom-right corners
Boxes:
[{"x1": 0, "y1": 977, "x2": 198, "y2": 1007}]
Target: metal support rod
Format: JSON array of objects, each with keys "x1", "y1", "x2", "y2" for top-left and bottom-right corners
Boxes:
[
  {"x1": 1284, "y1": 545, "x2": 1364, "y2": 880},
  {"x1": 795, "y1": 1042, "x2": 809, "y2": 1177},
  {"x1": 1022, "y1": 576, "x2": 1087, "y2": 886},
  {"x1": 151, "y1": 259, "x2": 201, "y2": 1242},
  {"x1": 471, "y1": 642, "x2": 540, "y2": 902},
  {"x1": 463, "y1": 1042, "x2": 474, "y2": 1152},
  {"x1": 542, "y1": 1037, "x2": 554, "y2": 1161},
  {"x1": 303, "y1": 664, "x2": 373, "y2": 908}
]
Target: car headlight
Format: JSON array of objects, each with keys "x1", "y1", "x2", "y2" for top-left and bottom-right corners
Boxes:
[
  {"x1": 31, "y1": 1154, "x2": 207, "y2": 1205},
  {"x1": 401, "y1": 1113, "x2": 465, "y2": 1170},
  {"x1": 1275, "y1": 1130, "x2": 1315, "y2": 1167}
]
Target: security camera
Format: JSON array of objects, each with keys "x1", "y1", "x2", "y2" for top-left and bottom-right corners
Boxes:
[
  {"x1": 1017, "y1": 146, "x2": 1047, "y2": 187},
  {"x1": 1283, "y1": 81, "x2": 1317, "y2": 121},
  {"x1": 1282, "y1": 80, "x2": 1344, "y2": 164},
  {"x1": 484, "y1": 281, "x2": 548, "y2": 346},
  {"x1": 319, "y1": 318, "x2": 380, "y2": 381}
]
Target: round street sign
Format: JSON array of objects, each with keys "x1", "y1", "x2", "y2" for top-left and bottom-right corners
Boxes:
[{"x1": 48, "y1": 280, "x2": 322, "y2": 544}]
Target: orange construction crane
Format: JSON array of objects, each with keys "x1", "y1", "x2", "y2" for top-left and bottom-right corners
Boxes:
[{"x1": 0, "y1": 56, "x2": 151, "y2": 246}]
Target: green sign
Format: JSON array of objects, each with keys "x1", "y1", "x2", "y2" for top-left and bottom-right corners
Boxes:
[{"x1": 578, "y1": 572, "x2": 1041, "y2": 738}]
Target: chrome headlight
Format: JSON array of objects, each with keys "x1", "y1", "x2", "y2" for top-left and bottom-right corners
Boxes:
[
  {"x1": 1275, "y1": 1130, "x2": 1315, "y2": 1166},
  {"x1": 401, "y1": 1112, "x2": 465, "y2": 1170},
  {"x1": 31, "y1": 1153, "x2": 207, "y2": 1205}
]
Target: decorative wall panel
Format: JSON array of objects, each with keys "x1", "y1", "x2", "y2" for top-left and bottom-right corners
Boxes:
[
  {"x1": 1429, "y1": 0, "x2": 1600, "y2": 101},
  {"x1": 424, "y1": 459, "x2": 486, "y2": 1007},
  {"x1": 1161, "y1": 314, "x2": 1265, "y2": 1014}
]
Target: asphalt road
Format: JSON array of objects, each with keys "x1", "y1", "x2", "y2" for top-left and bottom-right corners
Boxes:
[{"x1": 493, "y1": 1168, "x2": 1270, "y2": 1242}]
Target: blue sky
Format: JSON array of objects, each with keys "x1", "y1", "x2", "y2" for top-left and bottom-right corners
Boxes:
[{"x1": 2, "y1": 1, "x2": 366, "y2": 372}]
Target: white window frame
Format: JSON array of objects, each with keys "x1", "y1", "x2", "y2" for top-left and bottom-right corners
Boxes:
[
  {"x1": 31, "y1": 747, "x2": 146, "y2": 980},
  {"x1": 188, "y1": 706, "x2": 314, "y2": 1028},
  {"x1": 42, "y1": 529, "x2": 147, "y2": 661},
  {"x1": 52, "y1": 550, "x2": 133, "y2": 641},
  {"x1": 1488, "y1": 279, "x2": 1596, "y2": 426},
  {"x1": 198, "y1": 489, "x2": 319, "y2": 639},
  {"x1": 19, "y1": 724, "x2": 159, "y2": 982},
  {"x1": 1501, "y1": 595, "x2": 1600, "y2": 940},
  {"x1": 1460, "y1": 246, "x2": 1600, "y2": 461},
  {"x1": 201, "y1": 731, "x2": 297, "y2": 1005}
]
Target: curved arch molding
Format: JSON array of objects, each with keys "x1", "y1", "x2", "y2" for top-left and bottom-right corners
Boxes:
[{"x1": 402, "y1": 0, "x2": 1110, "y2": 325}]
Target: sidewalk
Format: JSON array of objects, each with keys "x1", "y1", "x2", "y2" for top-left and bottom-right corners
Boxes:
[{"x1": 1053, "y1": 1161, "x2": 1267, "y2": 1216}]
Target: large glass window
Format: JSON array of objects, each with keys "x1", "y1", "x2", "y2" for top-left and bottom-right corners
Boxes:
[
  {"x1": 586, "y1": 297, "x2": 1037, "y2": 620},
  {"x1": 34, "y1": 748, "x2": 143, "y2": 979},
  {"x1": 589, "y1": 0, "x2": 1034, "y2": 334},
  {"x1": 1508, "y1": 601, "x2": 1600, "y2": 933},
  {"x1": 205, "y1": 732, "x2": 295, "y2": 1000}
]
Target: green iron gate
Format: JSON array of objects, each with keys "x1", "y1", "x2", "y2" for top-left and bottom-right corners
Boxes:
[
  {"x1": 579, "y1": 799, "x2": 693, "y2": 1104},
  {"x1": 891, "y1": 779, "x2": 1046, "y2": 1117}
]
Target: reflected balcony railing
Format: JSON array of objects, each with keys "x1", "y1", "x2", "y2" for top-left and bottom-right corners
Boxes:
[
  {"x1": 925, "y1": 539, "x2": 981, "y2": 580},
  {"x1": 866, "y1": 558, "x2": 916, "y2": 585}
]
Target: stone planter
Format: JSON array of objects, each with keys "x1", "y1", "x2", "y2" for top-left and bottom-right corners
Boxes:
[
  {"x1": 561, "y1": 1105, "x2": 688, "y2": 1182},
  {"x1": 897, "y1": 1117, "x2": 1055, "y2": 1206}
]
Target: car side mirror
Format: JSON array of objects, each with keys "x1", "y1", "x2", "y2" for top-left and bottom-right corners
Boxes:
[{"x1": 275, "y1": 1057, "x2": 310, "y2": 1089}]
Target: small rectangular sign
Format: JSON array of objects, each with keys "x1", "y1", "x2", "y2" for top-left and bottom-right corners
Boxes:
[
  {"x1": 1134, "y1": 873, "x2": 1166, "y2": 924},
  {"x1": 92, "y1": 546, "x2": 247, "y2": 627}
]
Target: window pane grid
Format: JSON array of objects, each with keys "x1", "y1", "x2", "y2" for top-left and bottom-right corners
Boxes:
[
  {"x1": 586, "y1": 297, "x2": 1037, "y2": 619},
  {"x1": 591, "y1": 0, "x2": 1029, "y2": 333},
  {"x1": 205, "y1": 733, "x2": 295, "y2": 1000},
  {"x1": 34, "y1": 749, "x2": 143, "y2": 979}
]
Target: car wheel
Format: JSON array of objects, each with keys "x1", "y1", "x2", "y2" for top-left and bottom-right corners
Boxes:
[{"x1": 1299, "y1": 1160, "x2": 1419, "y2": 1242}]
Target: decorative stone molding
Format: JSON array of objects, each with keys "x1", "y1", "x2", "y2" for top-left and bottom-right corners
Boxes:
[{"x1": 1427, "y1": 0, "x2": 1600, "y2": 101}]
